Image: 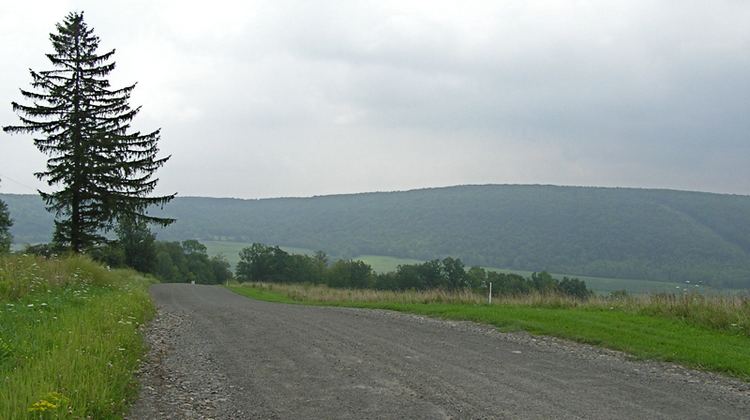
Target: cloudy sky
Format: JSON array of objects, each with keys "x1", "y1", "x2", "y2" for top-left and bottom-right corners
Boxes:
[{"x1": 1, "y1": 1, "x2": 749, "y2": 198}]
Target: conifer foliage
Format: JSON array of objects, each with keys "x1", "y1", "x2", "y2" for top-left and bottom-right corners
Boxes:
[{"x1": 3, "y1": 12, "x2": 175, "y2": 252}]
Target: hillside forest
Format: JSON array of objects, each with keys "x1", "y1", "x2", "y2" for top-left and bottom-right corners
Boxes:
[{"x1": 4, "y1": 184, "x2": 750, "y2": 288}]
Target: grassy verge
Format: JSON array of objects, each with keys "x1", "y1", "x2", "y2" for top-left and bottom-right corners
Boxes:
[
  {"x1": 0, "y1": 254, "x2": 154, "y2": 419},
  {"x1": 229, "y1": 283, "x2": 750, "y2": 380}
]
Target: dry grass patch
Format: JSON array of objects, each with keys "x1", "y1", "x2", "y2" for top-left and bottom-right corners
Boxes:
[{"x1": 239, "y1": 282, "x2": 750, "y2": 336}]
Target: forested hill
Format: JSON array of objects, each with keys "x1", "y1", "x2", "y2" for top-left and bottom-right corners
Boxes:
[{"x1": 4, "y1": 184, "x2": 750, "y2": 288}]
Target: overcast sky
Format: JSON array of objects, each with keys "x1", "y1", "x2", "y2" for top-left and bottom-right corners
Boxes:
[{"x1": 1, "y1": 1, "x2": 749, "y2": 198}]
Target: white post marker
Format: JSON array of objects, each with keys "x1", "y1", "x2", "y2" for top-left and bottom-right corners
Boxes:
[{"x1": 488, "y1": 282, "x2": 492, "y2": 304}]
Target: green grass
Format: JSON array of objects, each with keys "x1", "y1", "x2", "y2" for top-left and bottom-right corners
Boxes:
[
  {"x1": 229, "y1": 283, "x2": 750, "y2": 380},
  {"x1": 0, "y1": 254, "x2": 154, "y2": 419}
]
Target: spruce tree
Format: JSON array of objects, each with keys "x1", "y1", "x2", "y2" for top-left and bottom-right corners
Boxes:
[{"x1": 3, "y1": 11, "x2": 175, "y2": 252}]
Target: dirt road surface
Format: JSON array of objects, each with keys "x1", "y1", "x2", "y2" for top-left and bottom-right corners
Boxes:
[{"x1": 128, "y1": 284, "x2": 750, "y2": 419}]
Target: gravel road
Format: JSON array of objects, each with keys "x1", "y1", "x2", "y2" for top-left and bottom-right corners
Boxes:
[{"x1": 128, "y1": 284, "x2": 750, "y2": 419}]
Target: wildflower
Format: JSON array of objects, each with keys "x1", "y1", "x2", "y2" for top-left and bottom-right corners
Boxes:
[
  {"x1": 29, "y1": 392, "x2": 69, "y2": 413},
  {"x1": 28, "y1": 399, "x2": 57, "y2": 412}
]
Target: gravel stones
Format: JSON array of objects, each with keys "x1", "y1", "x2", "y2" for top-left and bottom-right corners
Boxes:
[{"x1": 127, "y1": 309, "x2": 246, "y2": 419}]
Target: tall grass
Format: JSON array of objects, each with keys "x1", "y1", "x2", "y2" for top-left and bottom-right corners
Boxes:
[
  {"x1": 0, "y1": 254, "x2": 154, "y2": 419},
  {"x1": 240, "y1": 282, "x2": 750, "y2": 337},
  {"x1": 0, "y1": 254, "x2": 118, "y2": 300}
]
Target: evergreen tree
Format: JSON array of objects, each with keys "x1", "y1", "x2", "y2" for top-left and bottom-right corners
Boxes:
[
  {"x1": 0, "y1": 180, "x2": 13, "y2": 254},
  {"x1": 3, "y1": 11, "x2": 174, "y2": 252}
]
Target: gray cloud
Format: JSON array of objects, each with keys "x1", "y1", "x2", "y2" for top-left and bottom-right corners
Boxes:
[{"x1": 1, "y1": 0, "x2": 749, "y2": 198}]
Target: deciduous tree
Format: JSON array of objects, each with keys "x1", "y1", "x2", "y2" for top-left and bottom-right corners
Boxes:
[{"x1": 117, "y1": 216, "x2": 157, "y2": 273}]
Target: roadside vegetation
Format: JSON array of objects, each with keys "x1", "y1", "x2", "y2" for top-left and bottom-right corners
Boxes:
[
  {"x1": 230, "y1": 282, "x2": 750, "y2": 380},
  {"x1": 24, "y1": 224, "x2": 232, "y2": 286},
  {"x1": 0, "y1": 254, "x2": 154, "y2": 419}
]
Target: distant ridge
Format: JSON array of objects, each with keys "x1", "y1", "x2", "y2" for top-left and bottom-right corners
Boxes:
[{"x1": 4, "y1": 184, "x2": 750, "y2": 288}]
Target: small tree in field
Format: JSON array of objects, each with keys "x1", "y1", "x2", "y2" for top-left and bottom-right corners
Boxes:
[{"x1": 3, "y1": 11, "x2": 175, "y2": 252}]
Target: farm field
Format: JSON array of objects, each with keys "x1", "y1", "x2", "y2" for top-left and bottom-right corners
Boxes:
[
  {"x1": 203, "y1": 240, "x2": 314, "y2": 268},
  {"x1": 355, "y1": 254, "x2": 684, "y2": 294},
  {"x1": 485, "y1": 268, "x2": 688, "y2": 294},
  {"x1": 204, "y1": 241, "x2": 684, "y2": 294}
]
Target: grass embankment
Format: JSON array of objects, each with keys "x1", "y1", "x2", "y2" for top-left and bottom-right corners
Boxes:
[
  {"x1": 0, "y1": 254, "x2": 154, "y2": 419},
  {"x1": 229, "y1": 283, "x2": 750, "y2": 380}
]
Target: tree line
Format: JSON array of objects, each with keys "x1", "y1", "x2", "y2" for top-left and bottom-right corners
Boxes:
[{"x1": 236, "y1": 243, "x2": 593, "y2": 298}]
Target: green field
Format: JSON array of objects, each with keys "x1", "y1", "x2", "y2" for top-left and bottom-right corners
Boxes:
[
  {"x1": 204, "y1": 240, "x2": 687, "y2": 294},
  {"x1": 229, "y1": 283, "x2": 750, "y2": 381},
  {"x1": 484, "y1": 267, "x2": 686, "y2": 294},
  {"x1": 203, "y1": 240, "x2": 314, "y2": 268},
  {"x1": 354, "y1": 254, "x2": 424, "y2": 273},
  {"x1": 354, "y1": 254, "x2": 682, "y2": 293},
  {"x1": 355, "y1": 255, "x2": 688, "y2": 294}
]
